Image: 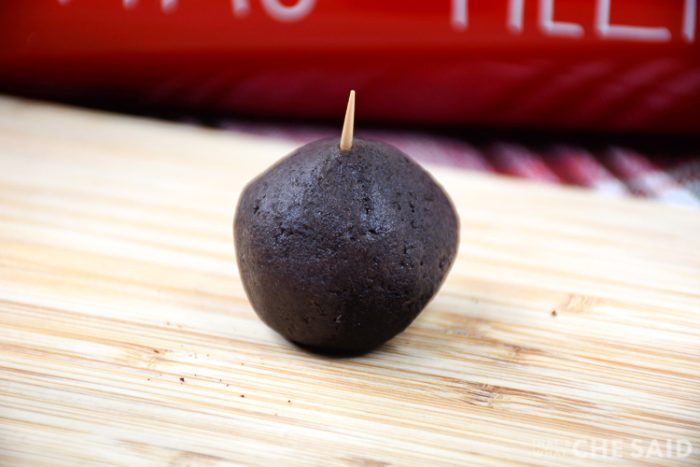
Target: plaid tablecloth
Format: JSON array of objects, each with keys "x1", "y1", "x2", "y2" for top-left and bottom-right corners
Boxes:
[{"x1": 217, "y1": 121, "x2": 700, "y2": 207}]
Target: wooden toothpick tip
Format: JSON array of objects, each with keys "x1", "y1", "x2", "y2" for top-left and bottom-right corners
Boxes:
[{"x1": 339, "y1": 90, "x2": 355, "y2": 152}]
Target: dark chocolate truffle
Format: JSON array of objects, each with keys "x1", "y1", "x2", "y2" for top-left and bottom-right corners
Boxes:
[{"x1": 234, "y1": 137, "x2": 459, "y2": 353}]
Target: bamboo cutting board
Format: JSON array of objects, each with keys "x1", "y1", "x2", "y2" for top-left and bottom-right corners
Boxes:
[{"x1": 0, "y1": 96, "x2": 699, "y2": 466}]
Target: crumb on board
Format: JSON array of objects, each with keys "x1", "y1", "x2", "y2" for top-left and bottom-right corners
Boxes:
[
  {"x1": 551, "y1": 309, "x2": 557, "y2": 317},
  {"x1": 240, "y1": 394, "x2": 245, "y2": 398},
  {"x1": 180, "y1": 377, "x2": 185, "y2": 383}
]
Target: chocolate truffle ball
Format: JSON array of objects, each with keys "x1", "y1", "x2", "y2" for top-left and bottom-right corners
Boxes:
[{"x1": 234, "y1": 137, "x2": 458, "y2": 353}]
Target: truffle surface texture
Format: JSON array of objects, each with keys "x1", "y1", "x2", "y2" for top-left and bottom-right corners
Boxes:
[{"x1": 234, "y1": 138, "x2": 459, "y2": 353}]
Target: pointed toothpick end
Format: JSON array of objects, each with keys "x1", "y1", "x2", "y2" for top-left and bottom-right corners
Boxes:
[{"x1": 339, "y1": 90, "x2": 355, "y2": 152}]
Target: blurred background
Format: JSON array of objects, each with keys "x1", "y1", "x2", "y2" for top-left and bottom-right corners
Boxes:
[{"x1": 1, "y1": 0, "x2": 698, "y2": 205}]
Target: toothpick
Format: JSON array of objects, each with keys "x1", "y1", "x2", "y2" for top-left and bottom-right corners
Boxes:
[{"x1": 339, "y1": 90, "x2": 355, "y2": 152}]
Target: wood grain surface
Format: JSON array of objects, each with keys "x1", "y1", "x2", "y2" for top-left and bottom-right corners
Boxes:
[{"x1": 0, "y1": 96, "x2": 698, "y2": 466}]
